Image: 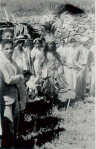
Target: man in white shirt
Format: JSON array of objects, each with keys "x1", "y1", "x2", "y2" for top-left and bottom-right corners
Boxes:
[
  {"x1": 63, "y1": 38, "x2": 79, "y2": 90},
  {"x1": 56, "y1": 40, "x2": 66, "y2": 57},
  {"x1": 75, "y1": 37, "x2": 89, "y2": 100}
]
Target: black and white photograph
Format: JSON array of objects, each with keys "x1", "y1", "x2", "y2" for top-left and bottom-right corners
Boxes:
[{"x1": 0, "y1": 0, "x2": 95, "y2": 148}]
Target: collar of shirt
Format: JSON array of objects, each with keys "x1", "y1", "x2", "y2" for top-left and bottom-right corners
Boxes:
[{"x1": 0, "y1": 51, "x2": 13, "y2": 65}]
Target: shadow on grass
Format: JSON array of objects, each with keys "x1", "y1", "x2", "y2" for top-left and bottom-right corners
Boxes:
[
  {"x1": 18, "y1": 114, "x2": 62, "y2": 133},
  {"x1": 25, "y1": 99, "x2": 53, "y2": 116},
  {"x1": 16, "y1": 127, "x2": 65, "y2": 148}
]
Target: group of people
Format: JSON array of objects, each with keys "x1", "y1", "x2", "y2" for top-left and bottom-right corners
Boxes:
[
  {"x1": 0, "y1": 28, "x2": 95, "y2": 148},
  {"x1": 57, "y1": 37, "x2": 95, "y2": 99}
]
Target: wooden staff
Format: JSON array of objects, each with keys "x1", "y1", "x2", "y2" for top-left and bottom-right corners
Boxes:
[
  {"x1": 4, "y1": 7, "x2": 10, "y2": 22},
  {"x1": 11, "y1": 13, "x2": 16, "y2": 24}
]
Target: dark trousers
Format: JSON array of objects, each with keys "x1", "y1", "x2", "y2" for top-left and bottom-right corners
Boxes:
[{"x1": 0, "y1": 102, "x2": 19, "y2": 148}]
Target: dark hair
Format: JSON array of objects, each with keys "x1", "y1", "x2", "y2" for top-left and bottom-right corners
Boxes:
[
  {"x1": 44, "y1": 41, "x2": 57, "y2": 63},
  {"x1": 1, "y1": 39, "x2": 13, "y2": 49},
  {"x1": 2, "y1": 29, "x2": 14, "y2": 36},
  {"x1": 14, "y1": 40, "x2": 25, "y2": 48},
  {"x1": 69, "y1": 38, "x2": 77, "y2": 43},
  {"x1": 24, "y1": 40, "x2": 33, "y2": 49}
]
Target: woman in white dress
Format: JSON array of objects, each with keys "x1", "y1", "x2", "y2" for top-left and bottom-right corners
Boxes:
[{"x1": 31, "y1": 38, "x2": 45, "y2": 79}]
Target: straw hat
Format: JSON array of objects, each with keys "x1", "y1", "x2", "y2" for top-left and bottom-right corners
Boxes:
[
  {"x1": 33, "y1": 38, "x2": 42, "y2": 44},
  {"x1": 69, "y1": 38, "x2": 77, "y2": 43},
  {"x1": 15, "y1": 35, "x2": 27, "y2": 43}
]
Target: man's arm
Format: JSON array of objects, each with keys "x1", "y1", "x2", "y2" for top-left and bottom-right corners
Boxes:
[{"x1": 0, "y1": 70, "x2": 5, "y2": 104}]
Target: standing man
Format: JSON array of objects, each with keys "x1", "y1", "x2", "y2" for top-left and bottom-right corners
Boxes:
[
  {"x1": 0, "y1": 39, "x2": 27, "y2": 148},
  {"x1": 0, "y1": 28, "x2": 14, "y2": 140},
  {"x1": 56, "y1": 40, "x2": 66, "y2": 58},
  {"x1": 13, "y1": 35, "x2": 26, "y2": 74},
  {"x1": 75, "y1": 37, "x2": 89, "y2": 100},
  {"x1": 87, "y1": 44, "x2": 95, "y2": 97},
  {"x1": 63, "y1": 38, "x2": 78, "y2": 90},
  {"x1": 0, "y1": 70, "x2": 5, "y2": 143},
  {"x1": 71, "y1": 38, "x2": 80, "y2": 90},
  {"x1": 23, "y1": 39, "x2": 34, "y2": 75}
]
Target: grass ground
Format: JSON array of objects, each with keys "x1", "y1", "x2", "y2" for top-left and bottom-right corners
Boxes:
[{"x1": 41, "y1": 99, "x2": 95, "y2": 149}]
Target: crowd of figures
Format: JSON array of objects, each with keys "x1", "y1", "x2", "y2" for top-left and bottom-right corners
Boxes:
[{"x1": 0, "y1": 27, "x2": 95, "y2": 148}]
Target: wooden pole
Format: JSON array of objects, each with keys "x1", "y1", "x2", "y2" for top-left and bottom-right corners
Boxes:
[{"x1": 4, "y1": 7, "x2": 10, "y2": 22}]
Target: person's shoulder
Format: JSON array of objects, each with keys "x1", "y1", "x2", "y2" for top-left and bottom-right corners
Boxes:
[
  {"x1": 13, "y1": 47, "x2": 19, "y2": 56},
  {"x1": 31, "y1": 47, "x2": 36, "y2": 53},
  {"x1": 90, "y1": 45, "x2": 95, "y2": 51},
  {"x1": 76, "y1": 45, "x2": 83, "y2": 51},
  {"x1": 0, "y1": 58, "x2": 5, "y2": 70},
  {"x1": 57, "y1": 46, "x2": 61, "y2": 50},
  {"x1": 12, "y1": 59, "x2": 17, "y2": 65}
]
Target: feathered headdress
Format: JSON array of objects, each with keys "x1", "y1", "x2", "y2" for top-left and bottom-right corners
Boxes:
[{"x1": 40, "y1": 22, "x2": 56, "y2": 43}]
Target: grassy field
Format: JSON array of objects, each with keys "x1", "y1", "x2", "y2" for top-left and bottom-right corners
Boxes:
[
  {"x1": 0, "y1": 0, "x2": 95, "y2": 18},
  {"x1": 0, "y1": 0, "x2": 95, "y2": 149}
]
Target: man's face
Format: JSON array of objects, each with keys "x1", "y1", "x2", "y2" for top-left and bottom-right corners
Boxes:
[
  {"x1": 34, "y1": 41, "x2": 40, "y2": 48},
  {"x1": 60, "y1": 41, "x2": 65, "y2": 46},
  {"x1": 82, "y1": 41, "x2": 89, "y2": 48},
  {"x1": 17, "y1": 42, "x2": 23, "y2": 49},
  {"x1": 3, "y1": 32, "x2": 14, "y2": 39},
  {"x1": 72, "y1": 42, "x2": 77, "y2": 48},
  {"x1": 3, "y1": 43, "x2": 14, "y2": 59},
  {"x1": 47, "y1": 42, "x2": 53, "y2": 51}
]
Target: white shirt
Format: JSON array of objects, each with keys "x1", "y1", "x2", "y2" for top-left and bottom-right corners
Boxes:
[
  {"x1": 12, "y1": 47, "x2": 25, "y2": 74},
  {"x1": 57, "y1": 45, "x2": 66, "y2": 64}
]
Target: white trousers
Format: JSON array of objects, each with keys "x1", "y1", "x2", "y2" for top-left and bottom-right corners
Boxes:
[{"x1": 63, "y1": 66, "x2": 77, "y2": 90}]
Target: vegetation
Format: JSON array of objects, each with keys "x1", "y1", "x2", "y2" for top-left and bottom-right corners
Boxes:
[{"x1": 0, "y1": 0, "x2": 95, "y2": 18}]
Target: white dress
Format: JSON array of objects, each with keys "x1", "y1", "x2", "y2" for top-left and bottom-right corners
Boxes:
[{"x1": 31, "y1": 47, "x2": 44, "y2": 78}]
